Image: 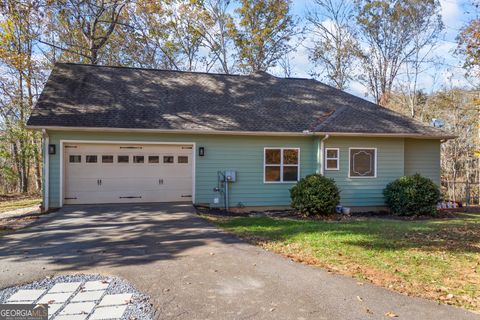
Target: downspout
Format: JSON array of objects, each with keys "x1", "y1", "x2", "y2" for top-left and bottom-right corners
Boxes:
[
  {"x1": 42, "y1": 129, "x2": 49, "y2": 212},
  {"x1": 320, "y1": 135, "x2": 330, "y2": 175}
]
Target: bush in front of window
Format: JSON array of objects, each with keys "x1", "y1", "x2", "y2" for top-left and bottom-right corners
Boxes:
[
  {"x1": 383, "y1": 174, "x2": 440, "y2": 216},
  {"x1": 290, "y1": 174, "x2": 340, "y2": 215}
]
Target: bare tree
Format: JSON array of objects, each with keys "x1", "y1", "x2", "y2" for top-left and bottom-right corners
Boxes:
[
  {"x1": 355, "y1": 0, "x2": 443, "y2": 105},
  {"x1": 306, "y1": 0, "x2": 359, "y2": 90},
  {"x1": 197, "y1": 0, "x2": 235, "y2": 73}
]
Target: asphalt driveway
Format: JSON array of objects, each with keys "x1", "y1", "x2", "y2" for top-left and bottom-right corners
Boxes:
[{"x1": 0, "y1": 203, "x2": 477, "y2": 319}]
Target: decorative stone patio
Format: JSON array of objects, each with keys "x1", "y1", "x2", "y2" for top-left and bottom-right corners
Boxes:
[{"x1": 0, "y1": 275, "x2": 153, "y2": 319}]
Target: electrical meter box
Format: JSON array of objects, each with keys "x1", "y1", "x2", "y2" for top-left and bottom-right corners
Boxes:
[{"x1": 224, "y1": 170, "x2": 237, "y2": 182}]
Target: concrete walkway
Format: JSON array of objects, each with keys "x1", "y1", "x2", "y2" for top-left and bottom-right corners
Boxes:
[{"x1": 0, "y1": 203, "x2": 477, "y2": 320}]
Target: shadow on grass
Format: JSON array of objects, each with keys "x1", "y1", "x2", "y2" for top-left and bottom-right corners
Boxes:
[{"x1": 215, "y1": 214, "x2": 480, "y2": 254}]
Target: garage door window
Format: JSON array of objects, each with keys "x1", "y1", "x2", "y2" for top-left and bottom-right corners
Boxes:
[
  {"x1": 69, "y1": 155, "x2": 81, "y2": 163},
  {"x1": 178, "y1": 156, "x2": 188, "y2": 164},
  {"x1": 163, "y1": 156, "x2": 174, "y2": 164},
  {"x1": 118, "y1": 155, "x2": 129, "y2": 163},
  {"x1": 86, "y1": 155, "x2": 97, "y2": 163},
  {"x1": 102, "y1": 155, "x2": 114, "y2": 163},
  {"x1": 148, "y1": 156, "x2": 159, "y2": 163},
  {"x1": 133, "y1": 155, "x2": 144, "y2": 163}
]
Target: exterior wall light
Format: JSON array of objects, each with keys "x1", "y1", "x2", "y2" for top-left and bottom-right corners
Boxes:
[
  {"x1": 199, "y1": 147, "x2": 205, "y2": 157},
  {"x1": 48, "y1": 144, "x2": 56, "y2": 155}
]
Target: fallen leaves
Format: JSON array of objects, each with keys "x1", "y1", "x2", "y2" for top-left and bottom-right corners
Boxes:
[{"x1": 385, "y1": 311, "x2": 398, "y2": 317}]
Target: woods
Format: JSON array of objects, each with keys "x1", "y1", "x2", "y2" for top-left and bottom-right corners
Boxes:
[{"x1": 0, "y1": 0, "x2": 479, "y2": 203}]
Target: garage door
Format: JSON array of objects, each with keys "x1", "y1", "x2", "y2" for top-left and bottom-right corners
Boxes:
[{"x1": 63, "y1": 143, "x2": 193, "y2": 204}]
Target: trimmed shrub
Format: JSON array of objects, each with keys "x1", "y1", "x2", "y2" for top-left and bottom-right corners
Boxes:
[
  {"x1": 383, "y1": 174, "x2": 440, "y2": 216},
  {"x1": 290, "y1": 174, "x2": 340, "y2": 215}
]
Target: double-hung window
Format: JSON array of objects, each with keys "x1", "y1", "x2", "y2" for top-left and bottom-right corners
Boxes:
[
  {"x1": 264, "y1": 148, "x2": 300, "y2": 183},
  {"x1": 325, "y1": 148, "x2": 339, "y2": 170}
]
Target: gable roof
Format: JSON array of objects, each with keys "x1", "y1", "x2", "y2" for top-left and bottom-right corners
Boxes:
[{"x1": 27, "y1": 63, "x2": 452, "y2": 139}]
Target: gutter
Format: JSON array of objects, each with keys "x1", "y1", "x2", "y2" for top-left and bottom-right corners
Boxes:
[
  {"x1": 320, "y1": 135, "x2": 330, "y2": 175},
  {"x1": 42, "y1": 129, "x2": 49, "y2": 211},
  {"x1": 26, "y1": 125, "x2": 456, "y2": 140}
]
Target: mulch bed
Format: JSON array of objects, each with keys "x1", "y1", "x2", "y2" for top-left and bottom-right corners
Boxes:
[{"x1": 196, "y1": 205, "x2": 463, "y2": 221}]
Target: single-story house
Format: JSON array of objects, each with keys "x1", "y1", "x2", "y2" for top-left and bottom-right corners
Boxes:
[{"x1": 27, "y1": 63, "x2": 453, "y2": 211}]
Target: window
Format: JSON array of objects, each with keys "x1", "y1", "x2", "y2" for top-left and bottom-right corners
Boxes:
[
  {"x1": 148, "y1": 156, "x2": 159, "y2": 163},
  {"x1": 264, "y1": 148, "x2": 299, "y2": 183},
  {"x1": 349, "y1": 148, "x2": 376, "y2": 178},
  {"x1": 325, "y1": 148, "x2": 339, "y2": 170},
  {"x1": 118, "y1": 155, "x2": 129, "y2": 163},
  {"x1": 163, "y1": 156, "x2": 174, "y2": 164},
  {"x1": 102, "y1": 155, "x2": 114, "y2": 163},
  {"x1": 69, "y1": 155, "x2": 81, "y2": 163},
  {"x1": 133, "y1": 155, "x2": 144, "y2": 163},
  {"x1": 178, "y1": 156, "x2": 188, "y2": 164},
  {"x1": 86, "y1": 155, "x2": 97, "y2": 163}
]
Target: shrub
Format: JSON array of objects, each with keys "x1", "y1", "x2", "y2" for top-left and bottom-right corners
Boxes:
[
  {"x1": 383, "y1": 174, "x2": 440, "y2": 216},
  {"x1": 290, "y1": 174, "x2": 340, "y2": 215}
]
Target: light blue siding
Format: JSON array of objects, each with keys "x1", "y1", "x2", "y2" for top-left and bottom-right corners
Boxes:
[
  {"x1": 44, "y1": 131, "x2": 442, "y2": 209},
  {"x1": 323, "y1": 137, "x2": 405, "y2": 207},
  {"x1": 46, "y1": 131, "x2": 315, "y2": 208},
  {"x1": 404, "y1": 139, "x2": 441, "y2": 185}
]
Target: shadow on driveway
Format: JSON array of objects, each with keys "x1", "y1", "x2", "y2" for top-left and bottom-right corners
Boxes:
[{"x1": 0, "y1": 203, "x2": 239, "y2": 270}]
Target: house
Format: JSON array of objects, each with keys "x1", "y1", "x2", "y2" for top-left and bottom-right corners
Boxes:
[{"x1": 27, "y1": 63, "x2": 453, "y2": 211}]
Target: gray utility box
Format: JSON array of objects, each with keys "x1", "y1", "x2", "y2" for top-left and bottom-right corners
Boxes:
[{"x1": 224, "y1": 170, "x2": 237, "y2": 182}]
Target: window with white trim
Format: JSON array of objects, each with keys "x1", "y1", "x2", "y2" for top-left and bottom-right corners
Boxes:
[
  {"x1": 349, "y1": 148, "x2": 376, "y2": 178},
  {"x1": 264, "y1": 148, "x2": 299, "y2": 182},
  {"x1": 325, "y1": 148, "x2": 339, "y2": 170}
]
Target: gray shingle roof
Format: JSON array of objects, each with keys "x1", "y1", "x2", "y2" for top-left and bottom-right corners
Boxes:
[{"x1": 27, "y1": 63, "x2": 451, "y2": 138}]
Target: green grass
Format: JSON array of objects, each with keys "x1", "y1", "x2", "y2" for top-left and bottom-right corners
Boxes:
[
  {"x1": 0, "y1": 198, "x2": 41, "y2": 213},
  {"x1": 208, "y1": 214, "x2": 480, "y2": 311}
]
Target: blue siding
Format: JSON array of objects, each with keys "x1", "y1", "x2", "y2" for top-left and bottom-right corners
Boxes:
[
  {"x1": 323, "y1": 137, "x2": 405, "y2": 207},
  {"x1": 404, "y1": 139, "x2": 441, "y2": 185},
  {"x1": 46, "y1": 131, "x2": 315, "y2": 208}
]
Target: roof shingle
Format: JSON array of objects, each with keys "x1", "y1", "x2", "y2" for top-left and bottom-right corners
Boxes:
[{"x1": 27, "y1": 63, "x2": 451, "y2": 138}]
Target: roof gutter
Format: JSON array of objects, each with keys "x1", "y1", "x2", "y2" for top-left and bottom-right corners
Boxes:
[{"x1": 27, "y1": 125, "x2": 455, "y2": 140}]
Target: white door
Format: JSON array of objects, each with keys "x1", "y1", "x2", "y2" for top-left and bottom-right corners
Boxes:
[{"x1": 63, "y1": 143, "x2": 193, "y2": 204}]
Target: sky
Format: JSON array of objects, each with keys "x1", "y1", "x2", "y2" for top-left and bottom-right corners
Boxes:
[{"x1": 274, "y1": 0, "x2": 479, "y2": 99}]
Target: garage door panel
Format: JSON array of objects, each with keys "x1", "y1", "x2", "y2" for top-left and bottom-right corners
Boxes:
[
  {"x1": 64, "y1": 143, "x2": 193, "y2": 205},
  {"x1": 65, "y1": 178, "x2": 99, "y2": 192}
]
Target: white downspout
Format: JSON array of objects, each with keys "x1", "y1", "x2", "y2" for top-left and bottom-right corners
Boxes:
[
  {"x1": 42, "y1": 129, "x2": 49, "y2": 212},
  {"x1": 320, "y1": 135, "x2": 330, "y2": 175}
]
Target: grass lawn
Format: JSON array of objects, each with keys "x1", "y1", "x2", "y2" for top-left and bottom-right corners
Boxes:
[
  {"x1": 0, "y1": 198, "x2": 41, "y2": 214},
  {"x1": 207, "y1": 213, "x2": 480, "y2": 311}
]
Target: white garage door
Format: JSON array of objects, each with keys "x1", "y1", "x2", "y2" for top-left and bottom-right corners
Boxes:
[{"x1": 63, "y1": 143, "x2": 193, "y2": 205}]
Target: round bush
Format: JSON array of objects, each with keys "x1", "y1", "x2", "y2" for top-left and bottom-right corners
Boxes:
[
  {"x1": 383, "y1": 174, "x2": 440, "y2": 216},
  {"x1": 290, "y1": 174, "x2": 340, "y2": 215}
]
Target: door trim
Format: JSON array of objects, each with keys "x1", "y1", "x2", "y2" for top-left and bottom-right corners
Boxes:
[{"x1": 60, "y1": 140, "x2": 196, "y2": 207}]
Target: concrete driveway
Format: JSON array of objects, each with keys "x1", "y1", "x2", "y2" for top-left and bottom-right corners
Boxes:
[{"x1": 0, "y1": 203, "x2": 477, "y2": 320}]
